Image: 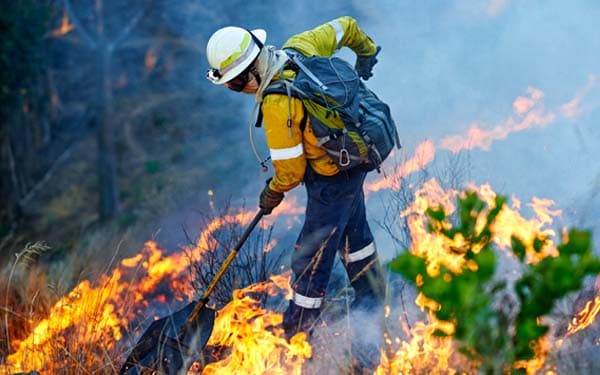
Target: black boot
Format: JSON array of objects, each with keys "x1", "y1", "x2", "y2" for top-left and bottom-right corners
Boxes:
[
  {"x1": 282, "y1": 300, "x2": 321, "y2": 341},
  {"x1": 349, "y1": 259, "x2": 386, "y2": 312}
]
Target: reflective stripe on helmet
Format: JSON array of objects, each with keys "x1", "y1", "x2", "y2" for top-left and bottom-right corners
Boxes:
[
  {"x1": 269, "y1": 143, "x2": 304, "y2": 160},
  {"x1": 219, "y1": 33, "x2": 253, "y2": 74},
  {"x1": 346, "y1": 242, "x2": 376, "y2": 263},
  {"x1": 327, "y1": 20, "x2": 344, "y2": 49},
  {"x1": 206, "y1": 27, "x2": 266, "y2": 85},
  {"x1": 293, "y1": 291, "x2": 323, "y2": 309}
]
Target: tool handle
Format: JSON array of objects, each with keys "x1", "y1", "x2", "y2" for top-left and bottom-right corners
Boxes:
[{"x1": 186, "y1": 208, "x2": 266, "y2": 324}]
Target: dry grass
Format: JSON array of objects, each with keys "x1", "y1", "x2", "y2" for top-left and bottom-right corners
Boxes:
[{"x1": 1, "y1": 187, "x2": 599, "y2": 374}]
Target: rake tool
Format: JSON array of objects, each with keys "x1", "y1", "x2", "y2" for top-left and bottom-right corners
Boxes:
[{"x1": 119, "y1": 209, "x2": 266, "y2": 374}]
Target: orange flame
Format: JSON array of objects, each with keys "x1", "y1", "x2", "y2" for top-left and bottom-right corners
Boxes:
[
  {"x1": 376, "y1": 320, "x2": 463, "y2": 375},
  {"x1": 365, "y1": 79, "x2": 596, "y2": 197},
  {"x1": 2, "y1": 242, "x2": 190, "y2": 373},
  {"x1": 566, "y1": 296, "x2": 600, "y2": 336},
  {"x1": 0, "y1": 209, "x2": 276, "y2": 374},
  {"x1": 50, "y1": 13, "x2": 75, "y2": 37},
  {"x1": 440, "y1": 87, "x2": 555, "y2": 153},
  {"x1": 366, "y1": 140, "x2": 436, "y2": 192},
  {"x1": 201, "y1": 273, "x2": 311, "y2": 374},
  {"x1": 1, "y1": 178, "x2": 597, "y2": 374}
]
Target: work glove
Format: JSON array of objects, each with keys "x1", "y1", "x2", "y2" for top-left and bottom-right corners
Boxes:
[
  {"x1": 259, "y1": 179, "x2": 284, "y2": 215},
  {"x1": 355, "y1": 46, "x2": 381, "y2": 81}
]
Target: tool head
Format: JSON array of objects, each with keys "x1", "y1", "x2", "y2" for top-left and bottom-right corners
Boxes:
[{"x1": 119, "y1": 302, "x2": 216, "y2": 374}]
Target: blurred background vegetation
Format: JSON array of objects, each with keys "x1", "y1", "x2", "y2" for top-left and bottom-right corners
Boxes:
[{"x1": 0, "y1": 0, "x2": 314, "y2": 269}]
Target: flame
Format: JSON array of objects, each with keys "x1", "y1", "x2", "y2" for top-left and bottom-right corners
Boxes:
[
  {"x1": 439, "y1": 87, "x2": 555, "y2": 153},
  {"x1": 1, "y1": 178, "x2": 597, "y2": 374},
  {"x1": 366, "y1": 140, "x2": 436, "y2": 192},
  {"x1": 566, "y1": 296, "x2": 600, "y2": 336},
  {"x1": 398, "y1": 178, "x2": 562, "y2": 276},
  {"x1": 364, "y1": 87, "x2": 554, "y2": 195},
  {"x1": 2, "y1": 242, "x2": 190, "y2": 373},
  {"x1": 379, "y1": 178, "x2": 574, "y2": 373},
  {"x1": 376, "y1": 319, "x2": 470, "y2": 375},
  {"x1": 50, "y1": 12, "x2": 75, "y2": 37},
  {"x1": 365, "y1": 78, "x2": 596, "y2": 198},
  {"x1": 0, "y1": 209, "x2": 274, "y2": 374},
  {"x1": 201, "y1": 273, "x2": 311, "y2": 374}
]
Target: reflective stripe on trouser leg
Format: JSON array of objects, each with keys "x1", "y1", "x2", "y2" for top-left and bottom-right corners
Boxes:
[
  {"x1": 345, "y1": 242, "x2": 376, "y2": 263},
  {"x1": 293, "y1": 291, "x2": 323, "y2": 309}
]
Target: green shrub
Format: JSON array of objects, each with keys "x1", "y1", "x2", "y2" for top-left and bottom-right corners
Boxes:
[{"x1": 389, "y1": 191, "x2": 600, "y2": 374}]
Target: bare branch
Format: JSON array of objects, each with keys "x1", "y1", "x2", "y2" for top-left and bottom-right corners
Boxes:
[
  {"x1": 18, "y1": 145, "x2": 75, "y2": 208},
  {"x1": 108, "y1": 9, "x2": 145, "y2": 52},
  {"x1": 62, "y1": 0, "x2": 97, "y2": 48}
]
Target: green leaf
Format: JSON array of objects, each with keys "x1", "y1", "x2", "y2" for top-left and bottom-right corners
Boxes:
[
  {"x1": 432, "y1": 329, "x2": 450, "y2": 337},
  {"x1": 475, "y1": 248, "x2": 496, "y2": 279},
  {"x1": 516, "y1": 318, "x2": 549, "y2": 344},
  {"x1": 426, "y1": 206, "x2": 446, "y2": 222},
  {"x1": 532, "y1": 236, "x2": 545, "y2": 253},
  {"x1": 565, "y1": 229, "x2": 591, "y2": 254},
  {"x1": 511, "y1": 236, "x2": 526, "y2": 262},
  {"x1": 388, "y1": 252, "x2": 426, "y2": 281}
]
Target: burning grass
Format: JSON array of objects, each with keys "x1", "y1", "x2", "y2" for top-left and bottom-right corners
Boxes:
[{"x1": 1, "y1": 180, "x2": 599, "y2": 374}]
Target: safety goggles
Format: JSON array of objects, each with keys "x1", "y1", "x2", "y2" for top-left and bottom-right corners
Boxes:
[{"x1": 223, "y1": 65, "x2": 252, "y2": 92}]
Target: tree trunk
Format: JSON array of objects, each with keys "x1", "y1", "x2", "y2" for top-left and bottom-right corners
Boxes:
[{"x1": 96, "y1": 42, "x2": 119, "y2": 221}]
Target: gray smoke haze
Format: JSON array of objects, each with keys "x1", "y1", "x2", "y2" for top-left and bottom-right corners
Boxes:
[{"x1": 154, "y1": 1, "x2": 599, "y2": 256}]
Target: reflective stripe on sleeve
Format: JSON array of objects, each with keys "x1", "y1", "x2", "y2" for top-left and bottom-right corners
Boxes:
[
  {"x1": 293, "y1": 291, "x2": 323, "y2": 309},
  {"x1": 327, "y1": 20, "x2": 344, "y2": 49},
  {"x1": 270, "y1": 143, "x2": 303, "y2": 160},
  {"x1": 346, "y1": 242, "x2": 376, "y2": 263}
]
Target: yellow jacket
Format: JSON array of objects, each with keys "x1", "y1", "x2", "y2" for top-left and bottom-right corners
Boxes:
[{"x1": 263, "y1": 16, "x2": 377, "y2": 193}]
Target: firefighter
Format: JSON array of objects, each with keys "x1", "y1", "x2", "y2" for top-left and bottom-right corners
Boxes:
[{"x1": 206, "y1": 16, "x2": 385, "y2": 341}]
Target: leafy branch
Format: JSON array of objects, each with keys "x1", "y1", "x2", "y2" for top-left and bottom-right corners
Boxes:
[{"x1": 389, "y1": 191, "x2": 600, "y2": 374}]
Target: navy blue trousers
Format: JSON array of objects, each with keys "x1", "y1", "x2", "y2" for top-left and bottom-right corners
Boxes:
[{"x1": 282, "y1": 168, "x2": 385, "y2": 337}]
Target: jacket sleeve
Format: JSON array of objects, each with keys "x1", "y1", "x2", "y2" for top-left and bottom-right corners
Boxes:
[
  {"x1": 282, "y1": 16, "x2": 377, "y2": 58},
  {"x1": 262, "y1": 94, "x2": 307, "y2": 193}
]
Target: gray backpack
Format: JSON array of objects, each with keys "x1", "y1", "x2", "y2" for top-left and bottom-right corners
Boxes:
[{"x1": 259, "y1": 51, "x2": 401, "y2": 172}]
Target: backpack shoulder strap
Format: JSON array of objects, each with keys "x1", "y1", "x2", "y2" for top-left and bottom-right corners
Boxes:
[{"x1": 255, "y1": 79, "x2": 302, "y2": 129}]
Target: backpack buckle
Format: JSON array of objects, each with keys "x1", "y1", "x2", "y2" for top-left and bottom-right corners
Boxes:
[{"x1": 339, "y1": 148, "x2": 351, "y2": 167}]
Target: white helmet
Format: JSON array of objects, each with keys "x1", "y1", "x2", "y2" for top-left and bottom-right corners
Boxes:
[{"x1": 206, "y1": 26, "x2": 267, "y2": 85}]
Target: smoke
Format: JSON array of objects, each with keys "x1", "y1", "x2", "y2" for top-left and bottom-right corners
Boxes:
[
  {"x1": 141, "y1": 0, "x2": 600, "y2": 275},
  {"x1": 344, "y1": 1, "x2": 600, "y2": 232}
]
